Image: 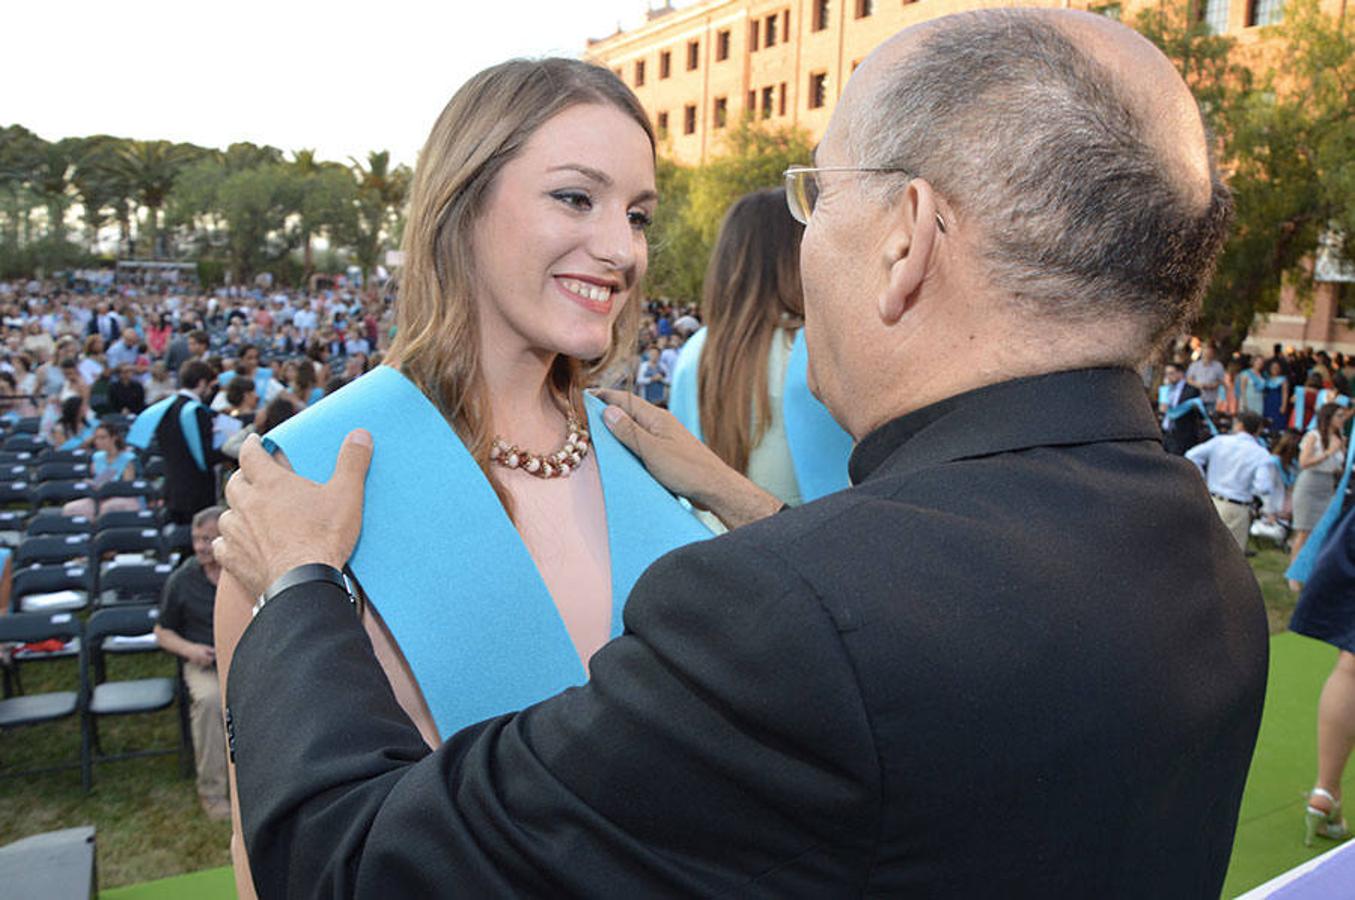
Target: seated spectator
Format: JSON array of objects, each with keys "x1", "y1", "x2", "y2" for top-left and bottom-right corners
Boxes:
[
  {"x1": 62, "y1": 424, "x2": 142, "y2": 518},
  {"x1": 153, "y1": 506, "x2": 230, "y2": 821},
  {"x1": 107, "y1": 364, "x2": 147, "y2": 414}
]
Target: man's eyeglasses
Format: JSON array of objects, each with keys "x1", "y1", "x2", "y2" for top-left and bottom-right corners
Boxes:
[{"x1": 783, "y1": 165, "x2": 948, "y2": 233}]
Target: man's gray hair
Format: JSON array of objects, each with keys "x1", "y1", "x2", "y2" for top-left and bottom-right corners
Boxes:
[
  {"x1": 193, "y1": 505, "x2": 225, "y2": 530},
  {"x1": 851, "y1": 10, "x2": 1233, "y2": 349}
]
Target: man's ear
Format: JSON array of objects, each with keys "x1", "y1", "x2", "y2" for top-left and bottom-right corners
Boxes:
[{"x1": 877, "y1": 180, "x2": 941, "y2": 325}]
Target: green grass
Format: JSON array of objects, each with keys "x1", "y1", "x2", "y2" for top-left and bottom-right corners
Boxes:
[
  {"x1": 0, "y1": 547, "x2": 1333, "y2": 895},
  {"x1": 0, "y1": 649, "x2": 232, "y2": 891}
]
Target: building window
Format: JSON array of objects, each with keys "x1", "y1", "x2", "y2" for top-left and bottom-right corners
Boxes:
[
  {"x1": 854, "y1": 0, "x2": 873, "y2": 18},
  {"x1": 766, "y1": 14, "x2": 778, "y2": 47},
  {"x1": 783, "y1": 10, "x2": 790, "y2": 35},
  {"x1": 809, "y1": 72, "x2": 828, "y2": 109},
  {"x1": 813, "y1": 0, "x2": 830, "y2": 31},
  {"x1": 687, "y1": 39, "x2": 700, "y2": 70},
  {"x1": 747, "y1": 90, "x2": 756, "y2": 112},
  {"x1": 657, "y1": 111, "x2": 669, "y2": 138},
  {"x1": 714, "y1": 96, "x2": 728, "y2": 129},
  {"x1": 778, "y1": 82, "x2": 787, "y2": 116},
  {"x1": 761, "y1": 85, "x2": 775, "y2": 119},
  {"x1": 1197, "y1": 0, "x2": 1229, "y2": 35},
  {"x1": 659, "y1": 50, "x2": 671, "y2": 79},
  {"x1": 1337, "y1": 283, "x2": 1354, "y2": 320},
  {"x1": 634, "y1": 60, "x2": 645, "y2": 87},
  {"x1": 749, "y1": 20, "x2": 760, "y2": 51},
  {"x1": 1247, "y1": 0, "x2": 1282, "y2": 26},
  {"x1": 683, "y1": 104, "x2": 697, "y2": 135},
  {"x1": 716, "y1": 29, "x2": 730, "y2": 61}
]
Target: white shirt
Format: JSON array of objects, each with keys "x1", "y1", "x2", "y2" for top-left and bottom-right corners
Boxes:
[{"x1": 1186, "y1": 432, "x2": 1275, "y2": 504}]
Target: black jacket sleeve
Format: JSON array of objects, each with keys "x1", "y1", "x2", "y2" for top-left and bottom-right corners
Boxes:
[{"x1": 227, "y1": 534, "x2": 881, "y2": 899}]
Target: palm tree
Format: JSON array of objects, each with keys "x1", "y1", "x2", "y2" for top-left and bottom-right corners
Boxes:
[
  {"x1": 69, "y1": 136, "x2": 126, "y2": 254},
  {"x1": 110, "y1": 140, "x2": 197, "y2": 257},
  {"x1": 349, "y1": 151, "x2": 412, "y2": 283},
  {"x1": 0, "y1": 125, "x2": 46, "y2": 247}
]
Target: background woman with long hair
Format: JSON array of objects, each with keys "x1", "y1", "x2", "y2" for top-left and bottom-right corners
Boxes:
[
  {"x1": 670, "y1": 187, "x2": 852, "y2": 512},
  {"x1": 1289, "y1": 401, "x2": 1351, "y2": 591}
]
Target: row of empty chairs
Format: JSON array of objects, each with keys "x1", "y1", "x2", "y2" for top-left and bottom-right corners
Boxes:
[{"x1": 0, "y1": 606, "x2": 192, "y2": 791}]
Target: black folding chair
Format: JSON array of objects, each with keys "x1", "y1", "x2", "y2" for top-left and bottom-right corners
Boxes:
[
  {"x1": 0, "y1": 611, "x2": 84, "y2": 783},
  {"x1": 97, "y1": 561, "x2": 173, "y2": 608},
  {"x1": 14, "y1": 534, "x2": 91, "y2": 569},
  {"x1": 0, "y1": 479, "x2": 32, "y2": 511},
  {"x1": 9, "y1": 417, "x2": 41, "y2": 435},
  {"x1": 26, "y1": 511, "x2": 95, "y2": 537},
  {"x1": 31, "y1": 480, "x2": 93, "y2": 510},
  {"x1": 0, "y1": 464, "x2": 30, "y2": 481},
  {"x1": 80, "y1": 605, "x2": 193, "y2": 791},
  {"x1": 37, "y1": 448, "x2": 91, "y2": 464},
  {"x1": 94, "y1": 479, "x2": 158, "y2": 504},
  {"x1": 1, "y1": 434, "x2": 45, "y2": 453},
  {"x1": 161, "y1": 522, "x2": 193, "y2": 559},
  {"x1": 0, "y1": 509, "x2": 28, "y2": 547},
  {"x1": 142, "y1": 456, "x2": 166, "y2": 480},
  {"x1": 95, "y1": 508, "x2": 161, "y2": 532},
  {"x1": 34, "y1": 461, "x2": 91, "y2": 483},
  {"x1": 11, "y1": 563, "x2": 93, "y2": 614},
  {"x1": 92, "y1": 527, "x2": 164, "y2": 564},
  {"x1": 0, "y1": 450, "x2": 36, "y2": 466}
]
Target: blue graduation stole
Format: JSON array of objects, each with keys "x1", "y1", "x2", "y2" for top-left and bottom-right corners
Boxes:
[
  {"x1": 218, "y1": 367, "x2": 273, "y2": 399},
  {"x1": 1165, "y1": 396, "x2": 1218, "y2": 437},
  {"x1": 1316, "y1": 389, "x2": 1352, "y2": 410},
  {"x1": 262, "y1": 365, "x2": 712, "y2": 736},
  {"x1": 59, "y1": 421, "x2": 97, "y2": 452},
  {"x1": 127, "y1": 394, "x2": 208, "y2": 471},
  {"x1": 1287, "y1": 434, "x2": 1355, "y2": 583},
  {"x1": 669, "y1": 327, "x2": 853, "y2": 501},
  {"x1": 1293, "y1": 386, "x2": 1314, "y2": 431}
]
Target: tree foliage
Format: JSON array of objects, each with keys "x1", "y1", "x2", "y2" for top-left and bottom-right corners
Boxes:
[
  {"x1": 645, "y1": 116, "x2": 813, "y2": 304},
  {"x1": 1137, "y1": 0, "x2": 1355, "y2": 346}
]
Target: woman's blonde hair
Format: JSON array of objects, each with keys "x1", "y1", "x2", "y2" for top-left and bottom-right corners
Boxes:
[
  {"x1": 389, "y1": 58, "x2": 654, "y2": 509},
  {"x1": 698, "y1": 187, "x2": 805, "y2": 474}
]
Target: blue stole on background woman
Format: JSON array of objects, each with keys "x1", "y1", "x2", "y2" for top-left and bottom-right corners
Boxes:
[
  {"x1": 1287, "y1": 433, "x2": 1355, "y2": 583},
  {"x1": 263, "y1": 365, "x2": 712, "y2": 736},
  {"x1": 669, "y1": 327, "x2": 853, "y2": 501},
  {"x1": 127, "y1": 394, "x2": 208, "y2": 470}
]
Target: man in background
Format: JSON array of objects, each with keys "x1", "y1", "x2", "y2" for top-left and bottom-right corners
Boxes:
[{"x1": 154, "y1": 506, "x2": 228, "y2": 820}]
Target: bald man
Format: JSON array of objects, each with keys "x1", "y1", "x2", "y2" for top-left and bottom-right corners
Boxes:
[{"x1": 216, "y1": 10, "x2": 1265, "y2": 897}]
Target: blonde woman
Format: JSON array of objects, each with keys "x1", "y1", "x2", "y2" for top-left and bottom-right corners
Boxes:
[{"x1": 214, "y1": 58, "x2": 732, "y2": 897}]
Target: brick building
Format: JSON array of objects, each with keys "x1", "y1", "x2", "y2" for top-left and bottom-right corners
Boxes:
[{"x1": 584, "y1": 0, "x2": 1352, "y2": 350}]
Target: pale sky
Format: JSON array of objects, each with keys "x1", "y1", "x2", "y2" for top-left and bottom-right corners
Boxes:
[{"x1": 6, "y1": 0, "x2": 683, "y2": 167}]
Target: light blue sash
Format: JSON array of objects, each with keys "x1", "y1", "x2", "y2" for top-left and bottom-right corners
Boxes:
[
  {"x1": 218, "y1": 367, "x2": 273, "y2": 399},
  {"x1": 669, "y1": 327, "x2": 853, "y2": 501},
  {"x1": 1316, "y1": 389, "x2": 1351, "y2": 410},
  {"x1": 1294, "y1": 387, "x2": 1314, "y2": 431},
  {"x1": 1165, "y1": 396, "x2": 1218, "y2": 436},
  {"x1": 127, "y1": 395, "x2": 208, "y2": 471},
  {"x1": 262, "y1": 365, "x2": 712, "y2": 736},
  {"x1": 1288, "y1": 434, "x2": 1355, "y2": 583}
]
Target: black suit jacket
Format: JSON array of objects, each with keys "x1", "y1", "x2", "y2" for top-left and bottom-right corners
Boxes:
[
  {"x1": 227, "y1": 367, "x2": 1267, "y2": 898},
  {"x1": 1162, "y1": 382, "x2": 1205, "y2": 456},
  {"x1": 155, "y1": 394, "x2": 219, "y2": 522}
]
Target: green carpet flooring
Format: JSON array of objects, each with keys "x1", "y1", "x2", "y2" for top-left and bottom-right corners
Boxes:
[
  {"x1": 98, "y1": 633, "x2": 1351, "y2": 899},
  {"x1": 1222, "y1": 632, "x2": 1354, "y2": 897},
  {"x1": 100, "y1": 864, "x2": 235, "y2": 899}
]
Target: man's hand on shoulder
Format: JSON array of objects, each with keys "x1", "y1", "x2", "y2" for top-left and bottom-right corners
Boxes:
[{"x1": 213, "y1": 430, "x2": 372, "y2": 600}]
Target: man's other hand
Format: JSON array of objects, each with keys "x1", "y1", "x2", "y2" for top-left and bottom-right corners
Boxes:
[{"x1": 214, "y1": 430, "x2": 372, "y2": 599}]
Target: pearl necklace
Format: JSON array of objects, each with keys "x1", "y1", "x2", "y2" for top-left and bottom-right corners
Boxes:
[{"x1": 489, "y1": 415, "x2": 590, "y2": 479}]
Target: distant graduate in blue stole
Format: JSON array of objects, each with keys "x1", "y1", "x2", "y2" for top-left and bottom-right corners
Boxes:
[
  {"x1": 670, "y1": 326, "x2": 854, "y2": 503},
  {"x1": 1288, "y1": 434, "x2": 1355, "y2": 584},
  {"x1": 262, "y1": 365, "x2": 713, "y2": 736}
]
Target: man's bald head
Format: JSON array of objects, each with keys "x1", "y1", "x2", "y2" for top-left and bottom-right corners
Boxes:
[{"x1": 844, "y1": 8, "x2": 1232, "y2": 356}]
